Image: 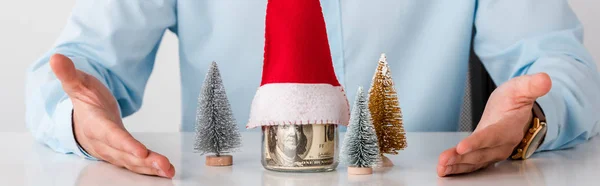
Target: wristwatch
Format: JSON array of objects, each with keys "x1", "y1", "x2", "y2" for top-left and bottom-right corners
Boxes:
[
  {"x1": 511, "y1": 102, "x2": 547, "y2": 160},
  {"x1": 511, "y1": 103, "x2": 547, "y2": 160}
]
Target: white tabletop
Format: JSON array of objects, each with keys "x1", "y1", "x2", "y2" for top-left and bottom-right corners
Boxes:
[{"x1": 5, "y1": 132, "x2": 599, "y2": 186}]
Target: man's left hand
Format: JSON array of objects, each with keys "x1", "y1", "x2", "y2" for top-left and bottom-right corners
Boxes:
[{"x1": 437, "y1": 73, "x2": 552, "y2": 177}]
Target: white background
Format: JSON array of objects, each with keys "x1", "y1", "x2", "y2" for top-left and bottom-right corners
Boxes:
[{"x1": 0, "y1": 0, "x2": 598, "y2": 133}]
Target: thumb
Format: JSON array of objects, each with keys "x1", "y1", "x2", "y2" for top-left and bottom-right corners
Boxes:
[
  {"x1": 512, "y1": 73, "x2": 552, "y2": 100},
  {"x1": 50, "y1": 54, "x2": 83, "y2": 92}
]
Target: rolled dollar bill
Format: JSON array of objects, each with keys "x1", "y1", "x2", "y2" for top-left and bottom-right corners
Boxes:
[{"x1": 261, "y1": 124, "x2": 339, "y2": 172}]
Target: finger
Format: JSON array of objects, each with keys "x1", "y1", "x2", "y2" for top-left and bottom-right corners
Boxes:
[
  {"x1": 90, "y1": 141, "x2": 126, "y2": 168},
  {"x1": 105, "y1": 126, "x2": 149, "y2": 158},
  {"x1": 512, "y1": 73, "x2": 552, "y2": 100},
  {"x1": 107, "y1": 145, "x2": 174, "y2": 178},
  {"x1": 438, "y1": 147, "x2": 459, "y2": 166},
  {"x1": 92, "y1": 141, "x2": 167, "y2": 177},
  {"x1": 456, "y1": 124, "x2": 508, "y2": 154},
  {"x1": 454, "y1": 146, "x2": 512, "y2": 165},
  {"x1": 166, "y1": 164, "x2": 175, "y2": 178},
  {"x1": 96, "y1": 138, "x2": 171, "y2": 177},
  {"x1": 120, "y1": 153, "x2": 169, "y2": 177},
  {"x1": 89, "y1": 121, "x2": 149, "y2": 158},
  {"x1": 437, "y1": 165, "x2": 446, "y2": 177},
  {"x1": 100, "y1": 154, "x2": 162, "y2": 177},
  {"x1": 442, "y1": 163, "x2": 488, "y2": 176},
  {"x1": 92, "y1": 139, "x2": 147, "y2": 166},
  {"x1": 444, "y1": 164, "x2": 477, "y2": 176},
  {"x1": 125, "y1": 165, "x2": 161, "y2": 176},
  {"x1": 145, "y1": 150, "x2": 175, "y2": 178},
  {"x1": 49, "y1": 54, "x2": 83, "y2": 92}
]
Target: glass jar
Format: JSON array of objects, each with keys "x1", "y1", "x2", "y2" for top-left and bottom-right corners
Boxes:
[{"x1": 261, "y1": 124, "x2": 339, "y2": 172}]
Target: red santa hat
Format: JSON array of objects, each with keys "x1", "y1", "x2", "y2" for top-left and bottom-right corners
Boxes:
[{"x1": 246, "y1": 0, "x2": 350, "y2": 128}]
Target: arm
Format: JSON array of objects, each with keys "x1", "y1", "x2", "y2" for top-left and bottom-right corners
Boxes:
[
  {"x1": 473, "y1": 0, "x2": 600, "y2": 150},
  {"x1": 437, "y1": 0, "x2": 600, "y2": 177},
  {"x1": 25, "y1": 0, "x2": 176, "y2": 170}
]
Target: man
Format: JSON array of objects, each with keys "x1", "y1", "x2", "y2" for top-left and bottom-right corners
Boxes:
[
  {"x1": 25, "y1": 0, "x2": 600, "y2": 179},
  {"x1": 267, "y1": 125, "x2": 307, "y2": 167}
]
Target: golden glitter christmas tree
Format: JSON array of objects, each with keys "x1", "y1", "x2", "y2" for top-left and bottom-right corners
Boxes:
[{"x1": 368, "y1": 53, "x2": 407, "y2": 166}]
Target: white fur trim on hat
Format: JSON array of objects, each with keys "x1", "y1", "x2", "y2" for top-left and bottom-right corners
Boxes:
[{"x1": 246, "y1": 83, "x2": 350, "y2": 128}]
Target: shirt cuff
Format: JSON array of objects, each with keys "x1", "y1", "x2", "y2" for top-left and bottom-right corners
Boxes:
[
  {"x1": 535, "y1": 92, "x2": 560, "y2": 152},
  {"x1": 53, "y1": 98, "x2": 99, "y2": 160}
]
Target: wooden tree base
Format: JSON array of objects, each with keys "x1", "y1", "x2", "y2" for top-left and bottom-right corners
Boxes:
[
  {"x1": 206, "y1": 155, "x2": 233, "y2": 166},
  {"x1": 381, "y1": 155, "x2": 394, "y2": 167},
  {"x1": 348, "y1": 167, "x2": 373, "y2": 175}
]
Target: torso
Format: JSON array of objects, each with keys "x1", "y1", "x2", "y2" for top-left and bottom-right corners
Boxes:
[{"x1": 173, "y1": 0, "x2": 477, "y2": 132}]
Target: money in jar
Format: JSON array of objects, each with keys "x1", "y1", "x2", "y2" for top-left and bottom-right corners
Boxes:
[{"x1": 261, "y1": 124, "x2": 339, "y2": 172}]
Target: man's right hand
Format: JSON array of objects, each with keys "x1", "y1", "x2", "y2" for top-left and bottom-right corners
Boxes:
[{"x1": 49, "y1": 54, "x2": 175, "y2": 178}]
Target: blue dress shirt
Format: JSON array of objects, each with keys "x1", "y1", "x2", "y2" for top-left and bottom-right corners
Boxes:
[{"x1": 25, "y1": 0, "x2": 600, "y2": 159}]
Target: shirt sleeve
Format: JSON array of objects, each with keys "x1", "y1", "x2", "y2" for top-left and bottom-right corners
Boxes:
[
  {"x1": 474, "y1": 0, "x2": 600, "y2": 151},
  {"x1": 25, "y1": 0, "x2": 177, "y2": 159}
]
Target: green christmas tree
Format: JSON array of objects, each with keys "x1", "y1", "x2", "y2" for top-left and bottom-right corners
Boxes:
[
  {"x1": 342, "y1": 87, "x2": 380, "y2": 168},
  {"x1": 194, "y1": 61, "x2": 241, "y2": 157}
]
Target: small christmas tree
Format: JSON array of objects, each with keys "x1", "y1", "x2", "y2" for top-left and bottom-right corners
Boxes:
[
  {"x1": 342, "y1": 87, "x2": 380, "y2": 175},
  {"x1": 368, "y1": 53, "x2": 407, "y2": 167},
  {"x1": 194, "y1": 61, "x2": 242, "y2": 166}
]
